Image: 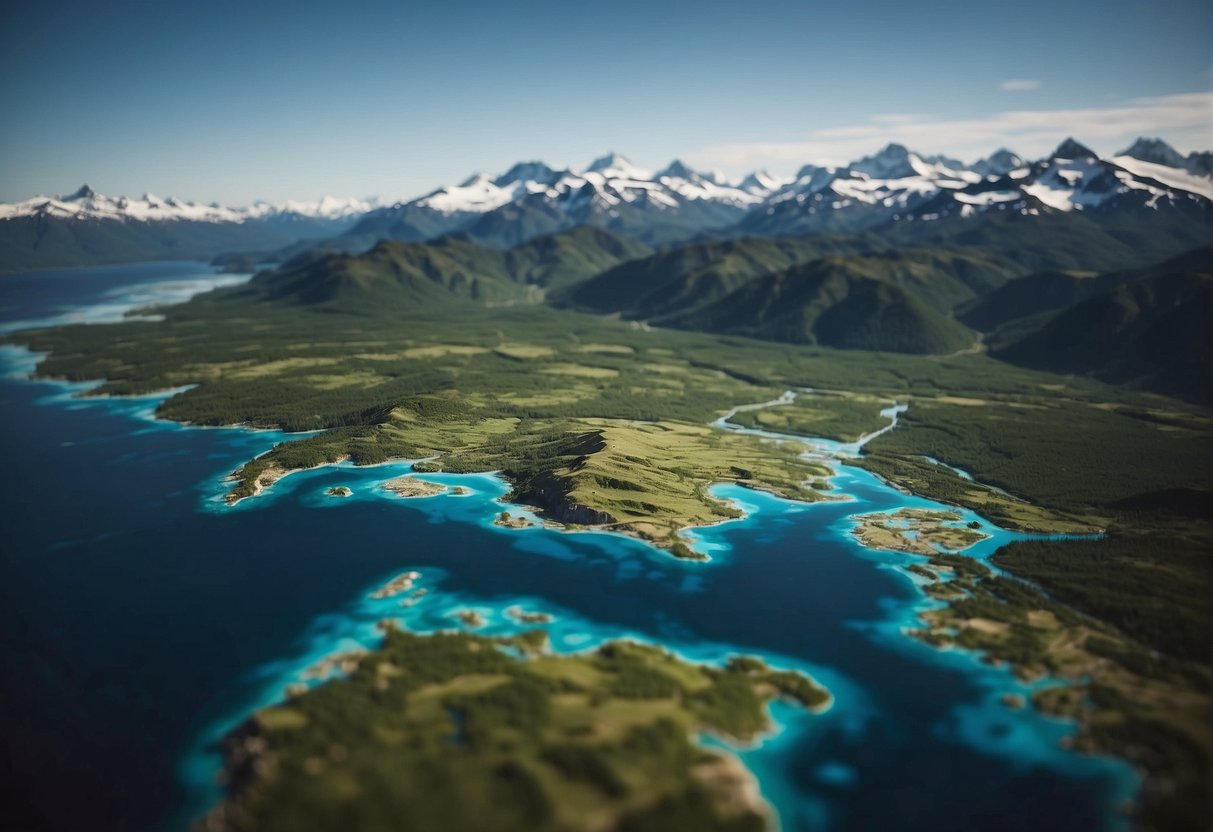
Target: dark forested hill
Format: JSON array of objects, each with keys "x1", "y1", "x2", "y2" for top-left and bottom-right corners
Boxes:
[
  {"x1": 992, "y1": 251, "x2": 1213, "y2": 401},
  {"x1": 227, "y1": 227, "x2": 650, "y2": 311},
  {"x1": 653, "y1": 259, "x2": 977, "y2": 354},
  {"x1": 959, "y1": 247, "x2": 1213, "y2": 332}
]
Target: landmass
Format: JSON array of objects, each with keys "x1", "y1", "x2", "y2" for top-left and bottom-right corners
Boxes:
[
  {"x1": 325, "y1": 486, "x2": 351, "y2": 497},
  {"x1": 6, "y1": 233, "x2": 1209, "y2": 830},
  {"x1": 400, "y1": 588, "x2": 428, "y2": 608},
  {"x1": 200, "y1": 628, "x2": 828, "y2": 832},
  {"x1": 506, "y1": 606, "x2": 554, "y2": 624},
  {"x1": 370, "y1": 571, "x2": 421, "y2": 600},
  {"x1": 901, "y1": 544, "x2": 1209, "y2": 831},
  {"x1": 495, "y1": 511, "x2": 535, "y2": 529},
  {"x1": 381, "y1": 476, "x2": 446, "y2": 498},
  {"x1": 852, "y1": 508, "x2": 990, "y2": 555},
  {"x1": 453, "y1": 609, "x2": 486, "y2": 628}
]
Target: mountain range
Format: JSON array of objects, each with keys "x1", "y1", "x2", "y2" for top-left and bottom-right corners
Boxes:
[
  {"x1": 0, "y1": 187, "x2": 383, "y2": 271},
  {"x1": 2, "y1": 137, "x2": 1209, "y2": 271},
  {"x1": 240, "y1": 138, "x2": 1213, "y2": 255},
  {"x1": 4, "y1": 136, "x2": 1210, "y2": 400}
]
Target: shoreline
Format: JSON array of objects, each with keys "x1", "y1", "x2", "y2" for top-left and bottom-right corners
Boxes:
[
  {"x1": 177, "y1": 562, "x2": 840, "y2": 832},
  {"x1": 1, "y1": 298, "x2": 1144, "y2": 830},
  {"x1": 10, "y1": 359, "x2": 1142, "y2": 832}
]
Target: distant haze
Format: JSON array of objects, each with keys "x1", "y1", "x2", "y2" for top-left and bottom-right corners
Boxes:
[{"x1": 1, "y1": 0, "x2": 1210, "y2": 204}]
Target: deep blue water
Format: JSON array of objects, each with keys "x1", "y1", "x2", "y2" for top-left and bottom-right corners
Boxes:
[{"x1": 1, "y1": 263, "x2": 1137, "y2": 832}]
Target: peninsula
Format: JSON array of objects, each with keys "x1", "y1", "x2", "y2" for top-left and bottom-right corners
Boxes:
[{"x1": 201, "y1": 628, "x2": 829, "y2": 832}]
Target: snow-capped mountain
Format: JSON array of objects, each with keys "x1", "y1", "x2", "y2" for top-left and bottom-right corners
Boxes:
[
  {"x1": 2, "y1": 137, "x2": 1208, "y2": 271},
  {"x1": 405, "y1": 152, "x2": 772, "y2": 215},
  {"x1": 0, "y1": 186, "x2": 382, "y2": 224},
  {"x1": 742, "y1": 144, "x2": 985, "y2": 235},
  {"x1": 347, "y1": 151, "x2": 786, "y2": 247},
  {"x1": 971, "y1": 149, "x2": 1024, "y2": 178},
  {"x1": 737, "y1": 137, "x2": 1211, "y2": 237},
  {"x1": 248, "y1": 195, "x2": 387, "y2": 222},
  {"x1": 0, "y1": 186, "x2": 387, "y2": 272},
  {"x1": 937, "y1": 137, "x2": 1213, "y2": 218}
]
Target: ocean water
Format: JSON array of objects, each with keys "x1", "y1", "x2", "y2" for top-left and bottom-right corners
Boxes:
[{"x1": 0, "y1": 262, "x2": 1138, "y2": 832}]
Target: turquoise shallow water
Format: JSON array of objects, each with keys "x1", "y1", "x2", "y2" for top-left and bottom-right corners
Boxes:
[
  {"x1": 174, "y1": 461, "x2": 1140, "y2": 832},
  {"x1": 0, "y1": 262, "x2": 1140, "y2": 832}
]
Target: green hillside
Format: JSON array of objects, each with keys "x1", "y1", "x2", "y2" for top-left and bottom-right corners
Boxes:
[
  {"x1": 959, "y1": 247, "x2": 1212, "y2": 332},
  {"x1": 234, "y1": 227, "x2": 649, "y2": 311},
  {"x1": 557, "y1": 240, "x2": 988, "y2": 355},
  {"x1": 556, "y1": 238, "x2": 829, "y2": 319},
  {"x1": 502, "y1": 226, "x2": 652, "y2": 291},
  {"x1": 994, "y1": 270, "x2": 1213, "y2": 402},
  {"x1": 655, "y1": 260, "x2": 977, "y2": 354}
]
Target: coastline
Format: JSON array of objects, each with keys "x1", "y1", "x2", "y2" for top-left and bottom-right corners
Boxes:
[
  {"x1": 75, "y1": 365, "x2": 1146, "y2": 826},
  {"x1": 182, "y1": 438, "x2": 1139, "y2": 830},
  {"x1": 173, "y1": 557, "x2": 843, "y2": 832},
  {"x1": 0, "y1": 269, "x2": 1145, "y2": 832},
  {"x1": 7, "y1": 350, "x2": 1143, "y2": 831}
]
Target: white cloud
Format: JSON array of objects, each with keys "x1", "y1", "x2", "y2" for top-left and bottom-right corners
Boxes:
[
  {"x1": 686, "y1": 93, "x2": 1213, "y2": 174},
  {"x1": 999, "y1": 79, "x2": 1041, "y2": 92}
]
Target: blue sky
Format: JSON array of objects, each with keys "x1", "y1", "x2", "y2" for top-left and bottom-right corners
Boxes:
[{"x1": 1, "y1": 0, "x2": 1210, "y2": 203}]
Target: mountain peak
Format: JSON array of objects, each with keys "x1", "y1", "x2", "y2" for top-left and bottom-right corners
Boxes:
[
  {"x1": 876, "y1": 142, "x2": 912, "y2": 158},
  {"x1": 1187, "y1": 151, "x2": 1213, "y2": 177},
  {"x1": 850, "y1": 143, "x2": 919, "y2": 179},
  {"x1": 794, "y1": 162, "x2": 827, "y2": 179},
  {"x1": 587, "y1": 151, "x2": 629, "y2": 171},
  {"x1": 1052, "y1": 138, "x2": 1097, "y2": 161},
  {"x1": 457, "y1": 172, "x2": 493, "y2": 188},
  {"x1": 973, "y1": 148, "x2": 1024, "y2": 177},
  {"x1": 66, "y1": 184, "x2": 97, "y2": 201},
  {"x1": 493, "y1": 161, "x2": 560, "y2": 188},
  {"x1": 1119, "y1": 137, "x2": 1186, "y2": 168},
  {"x1": 922, "y1": 153, "x2": 966, "y2": 171},
  {"x1": 585, "y1": 152, "x2": 648, "y2": 179},
  {"x1": 656, "y1": 159, "x2": 698, "y2": 180},
  {"x1": 740, "y1": 170, "x2": 783, "y2": 193}
]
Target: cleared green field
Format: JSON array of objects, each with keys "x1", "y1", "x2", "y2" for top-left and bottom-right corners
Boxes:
[{"x1": 729, "y1": 390, "x2": 895, "y2": 442}]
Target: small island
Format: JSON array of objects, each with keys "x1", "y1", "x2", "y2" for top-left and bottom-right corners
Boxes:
[
  {"x1": 452, "y1": 609, "x2": 487, "y2": 628},
  {"x1": 505, "y1": 606, "x2": 554, "y2": 624},
  {"x1": 325, "y1": 485, "x2": 352, "y2": 497},
  {"x1": 494, "y1": 510, "x2": 535, "y2": 529},
  {"x1": 382, "y1": 476, "x2": 446, "y2": 498},
  {"x1": 399, "y1": 587, "x2": 428, "y2": 608},
  {"x1": 370, "y1": 571, "x2": 422, "y2": 600},
  {"x1": 853, "y1": 508, "x2": 989, "y2": 556},
  {"x1": 203, "y1": 628, "x2": 830, "y2": 832}
]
